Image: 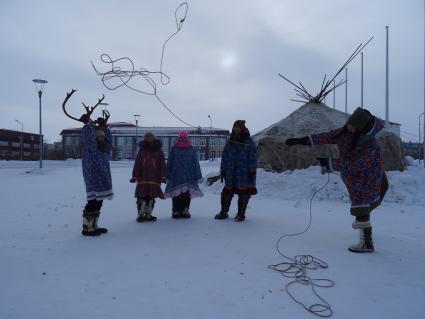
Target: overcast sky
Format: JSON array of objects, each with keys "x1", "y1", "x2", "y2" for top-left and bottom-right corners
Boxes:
[{"x1": 0, "y1": 0, "x2": 423, "y2": 142}]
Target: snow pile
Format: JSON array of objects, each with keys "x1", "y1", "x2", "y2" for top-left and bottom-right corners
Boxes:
[{"x1": 201, "y1": 163, "x2": 425, "y2": 206}]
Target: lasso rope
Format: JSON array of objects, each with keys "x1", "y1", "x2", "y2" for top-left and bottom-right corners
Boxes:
[
  {"x1": 91, "y1": 2, "x2": 198, "y2": 128},
  {"x1": 264, "y1": 143, "x2": 335, "y2": 317}
]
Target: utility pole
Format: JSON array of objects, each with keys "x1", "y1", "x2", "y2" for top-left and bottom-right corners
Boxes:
[
  {"x1": 333, "y1": 80, "x2": 336, "y2": 109},
  {"x1": 15, "y1": 120, "x2": 23, "y2": 160},
  {"x1": 419, "y1": 113, "x2": 424, "y2": 165},
  {"x1": 361, "y1": 52, "x2": 364, "y2": 108},
  {"x1": 208, "y1": 114, "x2": 212, "y2": 160},
  {"x1": 133, "y1": 114, "x2": 140, "y2": 159},
  {"x1": 385, "y1": 26, "x2": 389, "y2": 126}
]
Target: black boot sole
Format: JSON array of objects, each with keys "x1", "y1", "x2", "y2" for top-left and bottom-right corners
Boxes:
[
  {"x1": 348, "y1": 247, "x2": 374, "y2": 253},
  {"x1": 81, "y1": 230, "x2": 102, "y2": 236},
  {"x1": 214, "y1": 214, "x2": 229, "y2": 220}
]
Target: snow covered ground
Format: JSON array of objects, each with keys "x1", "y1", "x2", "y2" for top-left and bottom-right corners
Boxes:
[{"x1": 1, "y1": 160, "x2": 424, "y2": 319}]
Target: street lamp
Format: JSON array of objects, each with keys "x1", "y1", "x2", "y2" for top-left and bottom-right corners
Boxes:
[
  {"x1": 361, "y1": 52, "x2": 364, "y2": 108},
  {"x1": 208, "y1": 114, "x2": 212, "y2": 134},
  {"x1": 133, "y1": 114, "x2": 140, "y2": 159},
  {"x1": 419, "y1": 112, "x2": 424, "y2": 165},
  {"x1": 207, "y1": 114, "x2": 212, "y2": 161},
  {"x1": 15, "y1": 119, "x2": 23, "y2": 161},
  {"x1": 32, "y1": 78, "x2": 48, "y2": 168}
]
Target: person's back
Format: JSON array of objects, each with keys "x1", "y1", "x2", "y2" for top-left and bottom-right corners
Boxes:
[{"x1": 165, "y1": 131, "x2": 203, "y2": 218}]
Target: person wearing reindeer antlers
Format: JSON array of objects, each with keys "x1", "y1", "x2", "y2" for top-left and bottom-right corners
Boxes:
[
  {"x1": 286, "y1": 107, "x2": 389, "y2": 253},
  {"x1": 62, "y1": 90, "x2": 113, "y2": 236},
  {"x1": 215, "y1": 120, "x2": 258, "y2": 222}
]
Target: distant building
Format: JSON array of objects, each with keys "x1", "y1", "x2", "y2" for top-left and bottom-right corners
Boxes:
[
  {"x1": 60, "y1": 122, "x2": 230, "y2": 160},
  {"x1": 403, "y1": 141, "x2": 423, "y2": 160},
  {"x1": 0, "y1": 129, "x2": 42, "y2": 160}
]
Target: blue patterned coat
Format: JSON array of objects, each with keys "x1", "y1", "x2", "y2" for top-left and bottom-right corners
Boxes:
[
  {"x1": 81, "y1": 124, "x2": 113, "y2": 201},
  {"x1": 220, "y1": 132, "x2": 257, "y2": 195},
  {"x1": 310, "y1": 118, "x2": 385, "y2": 209},
  {"x1": 164, "y1": 146, "x2": 203, "y2": 198}
]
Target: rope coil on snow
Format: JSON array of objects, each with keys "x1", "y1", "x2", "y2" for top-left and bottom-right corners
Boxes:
[{"x1": 264, "y1": 143, "x2": 335, "y2": 317}]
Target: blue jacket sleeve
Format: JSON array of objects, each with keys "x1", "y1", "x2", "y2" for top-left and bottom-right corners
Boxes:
[{"x1": 220, "y1": 141, "x2": 230, "y2": 172}]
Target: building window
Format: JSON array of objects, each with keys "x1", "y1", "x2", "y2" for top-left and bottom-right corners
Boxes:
[
  {"x1": 217, "y1": 151, "x2": 222, "y2": 158},
  {"x1": 218, "y1": 138, "x2": 226, "y2": 146},
  {"x1": 198, "y1": 150, "x2": 205, "y2": 161},
  {"x1": 117, "y1": 137, "x2": 125, "y2": 145},
  {"x1": 199, "y1": 138, "x2": 206, "y2": 147},
  {"x1": 191, "y1": 138, "x2": 199, "y2": 147},
  {"x1": 210, "y1": 151, "x2": 215, "y2": 159},
  {"x1": 126, "y1": 137, "x2": 133, "y2": 145}
]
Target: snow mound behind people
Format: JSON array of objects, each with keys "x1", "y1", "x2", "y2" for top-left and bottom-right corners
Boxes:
[{"x1": 201, "y1": 162, "x2": 425, "y2": 206}]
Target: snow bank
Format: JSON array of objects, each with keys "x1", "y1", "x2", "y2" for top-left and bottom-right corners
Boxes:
[{"x1": 200, "y1": 163, "x2": 425, "y2": 206}]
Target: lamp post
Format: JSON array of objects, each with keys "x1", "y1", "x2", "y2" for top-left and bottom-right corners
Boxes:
[
  {"x1": 420, "y1": 112, "x2": 424, "y2": 165},
  {"x1": 32, "y1": 78, "x2": 48, "y2": 168},
  {"x1": 385, "y1": 26, "x2": 389, "y2": 126},
  {"x1": 361, "y1": 52, "x2": 364, "y2": 108},
  {"x1": 208, "y1": 115, "x2": 212, "y2": 160},
  {"x1": 15, "y1": 119, "x2": 23, "y2": 161},
  {"x1": 133, "y1": 114, "x2": 140, "y2": 159},
  {"x1": 208, "y1": 115, "x2": 212, "y2": 134}
]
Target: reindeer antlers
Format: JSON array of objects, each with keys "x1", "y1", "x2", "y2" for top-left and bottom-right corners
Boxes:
[
  {"x1": 81, "y1": 94, "x2": 105, "y2": 117},
  {"x1": 62, "y1": 89, "x2": 107, "y2": 124},
  {"x1": 62, "y1": 89, "x2": 80, "y2": 122}
]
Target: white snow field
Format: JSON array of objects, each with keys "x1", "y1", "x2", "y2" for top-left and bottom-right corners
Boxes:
[{"x1": 1, "y1": 159, "x2": 424, "y2": 319}]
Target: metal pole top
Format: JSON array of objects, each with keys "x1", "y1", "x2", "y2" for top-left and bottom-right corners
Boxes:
[
  {"x1": 32, "y1": 78, "x2": 48, "y2": 95},
  {"x1": 32, "y1": 79, "x2": 48, "y2": 84}
]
